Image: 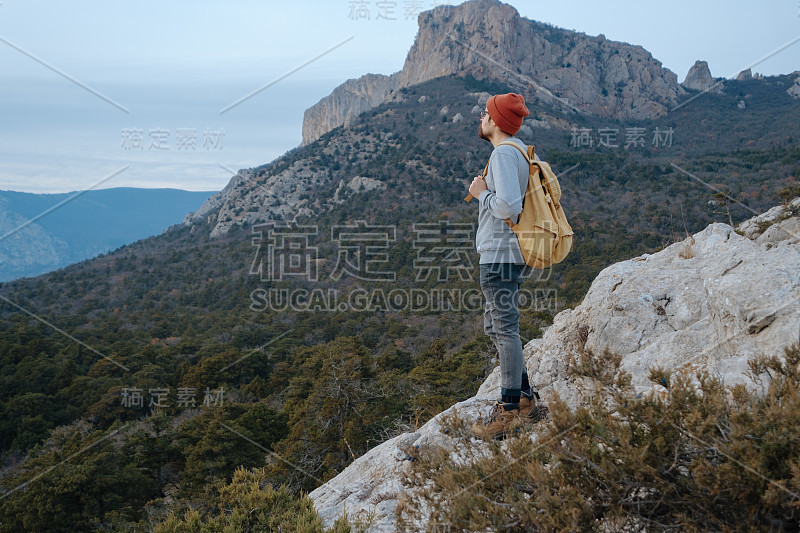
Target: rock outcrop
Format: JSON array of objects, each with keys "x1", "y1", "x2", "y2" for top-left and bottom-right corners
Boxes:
[
  {"x1": 184, "y1": 164, "x2": 324, "y2": 238},
  {"x1": 788, "y1": 73, "x2": 800, "y2": 99},
  {"x1": 309, "y1": 201, "x2": 800, "y2": 531},
  {"x1": 737, "y1": 197, "x2": 800, "y2": 242},
  {"x1": 302, "y1": 0, "x2": 685, "y2": 145},
  {"x1": 333, "y1": 176, "x2": 387, "y2": 203},
  {"x1": 682, "y1": 60, "x2": 724, "y2": 93},
  {"x1": 183, "y1": 169, "x2": 252, "y2": 229}
]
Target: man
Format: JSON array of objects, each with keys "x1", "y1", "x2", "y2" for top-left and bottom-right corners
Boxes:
[{"x1": 468, "y1": 92, "x2": 540, "y2": 439}]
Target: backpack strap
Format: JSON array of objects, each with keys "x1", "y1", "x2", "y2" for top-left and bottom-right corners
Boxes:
[
  {"x1": 498, "y1": 140, "x2": 534, "y2": 164},
  {"x1": 464, "y1": 141, "x2": 535, "y2": 202},
  {"x1": 464, "y1": 160, "x2": 490, "y2": 202},
  {"x1": 495, "y1": 141, "x2": 536, "y2": 230}
]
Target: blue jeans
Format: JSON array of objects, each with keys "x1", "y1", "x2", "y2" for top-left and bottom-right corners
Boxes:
[{"x1": 480, "y1": 263, "x2": 528, "y2": 400}]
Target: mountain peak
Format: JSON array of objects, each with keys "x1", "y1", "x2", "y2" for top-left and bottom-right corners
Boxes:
[{"x1": 302, "y1": 0, "x2": 685, "y2": 145}]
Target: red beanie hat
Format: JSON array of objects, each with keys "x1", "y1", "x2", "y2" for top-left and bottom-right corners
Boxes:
[{"x1": 487, "y1": 93, "x2": 530, "y2": 135}]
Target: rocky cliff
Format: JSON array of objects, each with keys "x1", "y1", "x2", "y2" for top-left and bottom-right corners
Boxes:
[
  {"x1": 302, "y1": 0, "x2": 685, "y2": 145},
  {"x1": 309, "y1": 199, "x2": 800, "y2": 531},
  {"x1": 301, "y1": 73, "x2": 399, "y2": 146}
]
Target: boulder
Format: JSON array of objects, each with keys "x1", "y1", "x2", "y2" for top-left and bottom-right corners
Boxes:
[
  {"x1": 788, "y1": 75, "x2": 800, "y2": 99},
  {"x1": 682, "y1": 60, "x2": 723, "y2": 93},
  {"x1": 527, "y1": 222, "x2": 800, "y2": 407},
  {"x1": 517, "y1": 124, "x2": 533, "y2": 138},
  {"x1": 737, "y1": 197, "x2": 800, "y2": 239}
]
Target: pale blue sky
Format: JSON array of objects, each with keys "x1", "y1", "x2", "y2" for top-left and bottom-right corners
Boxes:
[{"x1": 1, "y1": 0, "x2": 798, "y2": 193}]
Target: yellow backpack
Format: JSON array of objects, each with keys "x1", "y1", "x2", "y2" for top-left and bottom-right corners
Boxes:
[{"x1": 466, "y1": 141, "x2": 573, "y2": 269}]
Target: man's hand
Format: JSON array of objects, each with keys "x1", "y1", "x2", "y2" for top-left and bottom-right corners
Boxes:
[{"x1": 469, "y1": 175, "x2": 488, "y2": 198}]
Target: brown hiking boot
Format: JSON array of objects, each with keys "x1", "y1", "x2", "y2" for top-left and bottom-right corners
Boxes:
[
  {"x1": 471, "y1": 401, "x2": 522, "y2": 439},
  {"x1": 520, "y1": 390, "x2": 548, "y2": 423}
]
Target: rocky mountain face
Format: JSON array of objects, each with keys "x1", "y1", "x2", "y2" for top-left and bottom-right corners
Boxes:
[
  {"x1": 302, "y1": 0, "x2": 685, "y2": 146},
  {"x1": 302, "y1": 74, "x2": 398, "y2": 146},
  {"x1": 185, "y1": 118, "x2": 404, "y2": 237},
  {"x1": 186, "y1": 65, "x2": 800, "y2": 241},
  {"x1": 309, "y1": 199, "x2": 800, "y2": 530}
]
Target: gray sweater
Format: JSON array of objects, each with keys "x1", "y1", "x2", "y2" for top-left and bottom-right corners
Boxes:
[{"x1": 475, "y1": 137, "x2": 533, "y2": 264}]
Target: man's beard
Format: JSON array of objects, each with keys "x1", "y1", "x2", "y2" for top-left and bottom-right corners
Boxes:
[{"x1": 478, "y1": 123, "x2": 490, "y2": 141}]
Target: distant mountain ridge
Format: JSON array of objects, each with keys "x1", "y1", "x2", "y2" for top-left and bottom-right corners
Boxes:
[{"x1": 0, "y1": 188, "x2": 214, "y2": 281}]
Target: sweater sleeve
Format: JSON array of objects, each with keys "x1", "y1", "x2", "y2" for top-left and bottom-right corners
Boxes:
[{"x1": 479, "y1": 150, "x2": 523, "y2": 220}]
